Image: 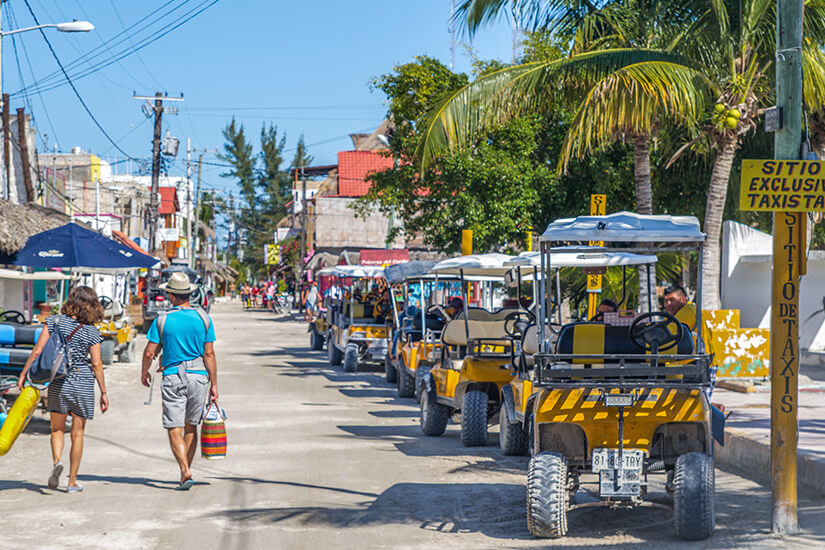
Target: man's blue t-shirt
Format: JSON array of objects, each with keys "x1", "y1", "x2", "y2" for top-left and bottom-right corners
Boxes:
[{"x1": 148, "y1": 308, "x2": 216, "y2": 371}]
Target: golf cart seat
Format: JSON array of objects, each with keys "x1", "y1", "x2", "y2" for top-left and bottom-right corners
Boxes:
[
  {"x1": 455, "y1": 307, "x2": 528, "y2": 321},
  {"x1": 555, "y1": 321, "x2": 694, "y2": 364},
  {"x1": 442, "y1": 319, "x2": 511, "y2": 358}
]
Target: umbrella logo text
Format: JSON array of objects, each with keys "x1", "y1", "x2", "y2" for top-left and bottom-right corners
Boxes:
[{"x1": 37, "y1": 250, "x2": 64, "y2": 258}]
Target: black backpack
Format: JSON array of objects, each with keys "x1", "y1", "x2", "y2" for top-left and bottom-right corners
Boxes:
[{"x1": 28, "y1": 315, "x2": 82, "y2": 386}]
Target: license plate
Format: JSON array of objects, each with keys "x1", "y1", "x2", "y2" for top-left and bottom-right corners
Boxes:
[
  {"x1": 591, "y1": 448, "x2": 644, "y2": 473},
  {"x1": 604, "y1": 393, "x2": 635, "y2": 407}
]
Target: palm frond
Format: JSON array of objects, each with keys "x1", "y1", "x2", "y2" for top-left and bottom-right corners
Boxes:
[
  {"x1": 804, "y1": 40, "x2": 825, "y2": 113},
  {"x1": 417, "y1": 48, "x2": 690, "y2": 170},
  {"x1": 559, "y1": 61, "x2": 715, "y2": 171}
]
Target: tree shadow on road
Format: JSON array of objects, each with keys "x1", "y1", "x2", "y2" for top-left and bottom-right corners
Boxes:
[{"x1": 201, "y1": 476, "x2": 825, "y2": 548}]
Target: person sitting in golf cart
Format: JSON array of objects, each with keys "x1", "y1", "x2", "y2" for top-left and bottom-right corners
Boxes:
[
  {"x1": 363, "y1": 284, "x2": 381, "y2": 305},
  {"x1": 590, "y1": 298, "x2": 618, "y2": 322},
  {"x1": 663, "y1": 284, "x2": 696, "y2": 330},
  {"x1": 373, "y1": 288, "x2": 395, "y2": 324}
]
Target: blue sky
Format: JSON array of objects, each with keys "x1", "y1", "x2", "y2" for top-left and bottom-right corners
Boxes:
[{"x1": 5, "y1": 1, "x2": 516, "y2": 195}]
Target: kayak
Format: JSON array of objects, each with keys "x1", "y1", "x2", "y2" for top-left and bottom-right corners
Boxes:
[{"x1": 0, "y1": 387, "x2": 40, "y2": 456}]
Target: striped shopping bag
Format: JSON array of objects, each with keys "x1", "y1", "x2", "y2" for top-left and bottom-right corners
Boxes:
[{"x1": 201, "y1": 403, "x2": 227, "y2": 460}]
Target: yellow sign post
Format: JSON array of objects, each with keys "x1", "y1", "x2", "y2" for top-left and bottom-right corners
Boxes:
[
  {"x1": 587, "y1": 194, "x2": 607, "y2": 318},
  {"x1": 461, "y1": 229, "x2": 473, "y2": 256}
]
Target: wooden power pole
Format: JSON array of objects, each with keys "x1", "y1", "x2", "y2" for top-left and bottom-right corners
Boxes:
[{"x1": 771, "y1": 0, "x2": 804, "y2": 534}]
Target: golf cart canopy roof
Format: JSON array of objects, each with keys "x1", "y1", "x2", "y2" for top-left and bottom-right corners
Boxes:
[
  {"x1": 383, "y1": 261, "x2": 436, "y2": 285},
  {"x1": 540, "y1": 212, "x2": 704, "y2": 244},
  {"x1": 0, "y1": 268, "x2": 70, "y2": 280},
  {"x1": 431, "y1": 253, "x2": 514, "y2": 278},
  {"x1": 318, "y1": 264, "x2": 386, "y2": 279},
  {"x1": 505, "y1": 248, "x2": 658, "y2": 269}
]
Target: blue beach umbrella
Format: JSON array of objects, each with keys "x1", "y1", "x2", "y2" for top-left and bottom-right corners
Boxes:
[{"x1": 12, "y1": 223, "x2": 159, "y2": 269}]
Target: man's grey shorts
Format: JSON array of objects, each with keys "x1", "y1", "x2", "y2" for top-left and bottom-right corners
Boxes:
[{"x1": 161, "y1": 372, "x2": 210, "y2": 428}]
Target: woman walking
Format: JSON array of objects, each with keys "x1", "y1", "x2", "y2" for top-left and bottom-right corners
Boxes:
[{"x1": 17, "y1": 286, "x2": 109, "y2": 493}]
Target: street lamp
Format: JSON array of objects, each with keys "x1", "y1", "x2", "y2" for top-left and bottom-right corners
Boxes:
[{"x1": 0, "y1": 19, "x2": 94, "y2": 200}]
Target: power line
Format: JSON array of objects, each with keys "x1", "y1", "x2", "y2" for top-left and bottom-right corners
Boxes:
[
  {"x1": 21, "y1": 0, "x2": 139, "y2": 160},
  {"x1": 13, "y1": 0, "x2": 222, "y2": 97}
]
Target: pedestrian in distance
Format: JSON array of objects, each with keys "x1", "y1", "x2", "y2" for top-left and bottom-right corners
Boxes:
[
  {"x1": 17, "y1": 286, "x2": 109, "y2": 493},
  {"x1": 303, "y1": 280, "x2": 319, "y2": 322},
  {"x1": 140, "y1": 272, "x2": 218, "y2": 491}
]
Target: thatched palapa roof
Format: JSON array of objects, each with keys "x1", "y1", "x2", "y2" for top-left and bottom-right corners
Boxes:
[{"x1": 0, "y1": 199, "x2": 72, "y2": 255}]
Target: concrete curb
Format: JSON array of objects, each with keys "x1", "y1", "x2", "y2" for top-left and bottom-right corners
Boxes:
[{"x1": 715, "y1": 427, "x2": 825, "y2": 496}]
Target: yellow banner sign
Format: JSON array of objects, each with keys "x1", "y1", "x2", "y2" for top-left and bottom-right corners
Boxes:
[{"x1": 740, "y1": 159, "x2": 825, "y2": 211}]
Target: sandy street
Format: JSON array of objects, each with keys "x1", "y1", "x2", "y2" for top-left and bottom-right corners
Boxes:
[{"x1": 2, "y1": 301, "x2": 825, "y2": 549}]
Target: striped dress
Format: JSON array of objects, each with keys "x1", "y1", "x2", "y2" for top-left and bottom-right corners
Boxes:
[{"x1": 45, "y1": 315, "x2": 103, "y2": 419}]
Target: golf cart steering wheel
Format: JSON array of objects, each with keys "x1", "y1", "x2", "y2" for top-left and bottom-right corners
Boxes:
[
  {"x1": 0, "y1": 310, "x2": 26, "y2": 324},
  {"x1": 99, "y1": 296, "x2": 113, "y2": 310},
  {"x1": 504, "y1": 310, "x2": 535, "y2": 337},
  {"x1": 629, "y1": 311, "x2": 683, "y2": 353},
  {"x1": 426, "y1": 304, "x2": 449, "y2": 319}
]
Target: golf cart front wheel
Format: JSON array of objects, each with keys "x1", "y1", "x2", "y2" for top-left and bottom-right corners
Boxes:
[
  {"x1": 384, "y1": 354, "x2": 398, "y2": 384},
  {"x1": 343, "y1": 344, "x2": 358, "y2": 373},
  {"x1": 527, "y1": 452, "x2": 569, "y2": 538},
  {"x1": 461, "y1": 390, "x2": 489, "y2": 447},
  {"x1": 673, "y1": 452, "x2": 715, "y2": 540},
  {"x1": 309, "y1": 325, "x2": 324, "y2": 351},
  {"x1": 328, "y1": 336, "x2": 343, "y2": 366},
  {"x1": 500, "y1": 401, "x2": 528, "y2": 456},
  {"x1": 420, "y1": 390, "x2": 449, "y2": 436},
  {"x1": 100, "y1": 339, "x2": 115, "y2": 366},
  {"x1": 398, "y1": 362, "x2": 415, "y2": 398}
]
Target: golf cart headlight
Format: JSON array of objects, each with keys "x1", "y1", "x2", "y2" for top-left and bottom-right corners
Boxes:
[{"x1": 350, "y1": 331, "x2": 366, "y2": 339}]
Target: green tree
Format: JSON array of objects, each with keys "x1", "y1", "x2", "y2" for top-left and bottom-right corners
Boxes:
[
  {"x1": 291, "y1": 134, "x2": 314, "y2": 170},
  {"x1": 431, "y1": 0, "x2": 825, "y2": 309},
  {"x1": 220, "y1": 119, "x2": 297, "y2": 278},
  {"x1": 354, "y1": 54, "x2": 639, "y2": 252}
]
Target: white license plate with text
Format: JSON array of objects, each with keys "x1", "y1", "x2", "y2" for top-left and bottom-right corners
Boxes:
[{"x1": 591, "y1": 448, "x2": 644, "y2": 473}]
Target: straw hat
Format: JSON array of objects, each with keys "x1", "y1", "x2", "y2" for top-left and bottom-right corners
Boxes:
[{"x1": 160, "y1": 272, "x2": 197, "y2": 294}]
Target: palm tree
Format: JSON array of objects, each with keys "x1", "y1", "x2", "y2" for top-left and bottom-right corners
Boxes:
[{"x1": 425, "y1": 0, "x2": 825, "y2": 310}]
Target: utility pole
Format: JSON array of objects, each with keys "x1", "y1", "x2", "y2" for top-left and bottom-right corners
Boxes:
[
  {"x1": 299, "y1": 165, "x2": 307, "y2": 287},
  {"x1": 2, "y1": 94, "x2": 9, "y2": 200},
  {"x1": 133, "y1": 92, "x2": 183, "y2": 256},
  {"x1": 771, "y1": 0, "x2": 804, "y2": 535},
  {"x1": 186, "y1": 147, "x2": 216, "y2": 269},
  {"x1": 16, "y1": 107, "x2": 33, "y2": 202},
  {"x1": 186, "y1": 138, "x2": 191, "y2": 266}
]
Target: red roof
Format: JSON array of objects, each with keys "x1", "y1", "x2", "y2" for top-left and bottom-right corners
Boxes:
[
  {"x1": 153, "y1": 187, "x2": 179, "y2": 214},
  {"x1": 112, "y1": 230, "x2": 150, "y2": 256},
  {"x1": 337, "y1": 151, "x2": 394, "y2": 197},
  {"x1": 360, "y1": 249, "x2": 410, "y2": 266}
]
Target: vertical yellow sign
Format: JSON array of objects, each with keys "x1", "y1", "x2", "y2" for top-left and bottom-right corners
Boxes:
[
  {"x1": 587, "y1": 195, "x2": 607, "y2": 318},
  {"x1": 461, "y1": 229, "x2": 473, "y2": 256},
  {"x1": 771, "y1": 211, "x2": 802, "y2": 526}
]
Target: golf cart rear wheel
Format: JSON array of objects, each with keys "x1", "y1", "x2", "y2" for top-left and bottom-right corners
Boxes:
[
  {"x1": 327, "y1": 335, "x2": 343, "y2": 366},
  {"x1": 527, "y1": 452, "x2": 569, "y2": 538},
  {"x1": 398, "y1": 359, "x2": 415, "y2": 398},
  {"x1": 100, "y1": 339, "x2": 115, "y2": 366},
  {"x1": 673, "y1": 452, "x2": 715, "y2": 540},
  {"x1": 118, "y1": 340, "x2": 136, "y2": 363},
  {"x1": 461, "y1": 390, "x2": 488, "y2": 447},
  {"x1": 500, "y1": 402, "x2": 528, "y2": 456},
  {"x1": 420, "y1": 390, "x2": 449, "y2": 436},
  {"x1": 384, "y1": 354, "x2": 398, "y2": 384},
  {"x1": 343, "y1": 344, "x2": 358, "y2": 373},
  {"x1": 309, "y1": 325, "x2": 324, "y2": 351}
]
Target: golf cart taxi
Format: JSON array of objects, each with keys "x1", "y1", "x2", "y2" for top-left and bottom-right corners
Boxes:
[
  {"x1": 384, "y1": 261, "x2": 461, "y2": 400},
  {"x1": 526, "y1": 212, "x2": 714, "y2": 540},
  {"x1": 496, "y1": 248, "x2": 658, "y2": 456},
  {"x1": 323, "y1": 265, "x2": 389, "y2": 373},
  {"x1": 419, "y1": 253, "x2": 530, "y2": 447}
]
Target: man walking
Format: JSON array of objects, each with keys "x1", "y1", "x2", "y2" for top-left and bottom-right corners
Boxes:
[{"x1": 141, "y1": 273, "x2": 218, "y2": 490}]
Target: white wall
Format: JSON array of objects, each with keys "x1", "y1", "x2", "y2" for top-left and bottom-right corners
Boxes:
[
  {"x1": 721, "y1": 221, "x2": 825, "y2": 351},
  {"x1": 0, "y1": 279, "x2": 25, "y2": 314}
]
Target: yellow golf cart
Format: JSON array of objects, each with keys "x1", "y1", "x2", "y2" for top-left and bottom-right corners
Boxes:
[
  {"x1": 419, "y1": 253, "x2": 530, "y2": 447},
  {"x1": 322, "y1": 265, "x2": 390, "y2": 373},
  {"x1": 525, "y1": 212, "x2": 714, "y2": 540},
  {"x1": 97, "y1": 296, "x2": 137, "y2": 364},
  {"x1": 497, "y1": 248, "x2": 659, "y2": 456},
  {"x1": 384, "y1": 261, "x2": 463, "y2": 400}
]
